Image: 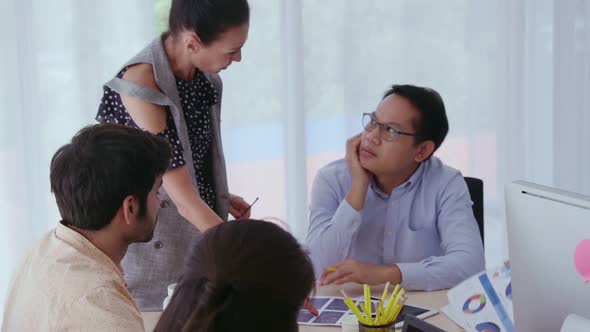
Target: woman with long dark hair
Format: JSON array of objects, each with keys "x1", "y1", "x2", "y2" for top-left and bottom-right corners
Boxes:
[{"x1": 155, "y1": 220, "x2": 315, "y2": 332}]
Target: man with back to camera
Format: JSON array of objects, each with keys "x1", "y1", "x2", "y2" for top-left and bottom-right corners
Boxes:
[
  {"x1": 306, "y1": 84, "x2": 485, "y2": 291},
  {"x1": 2, "y1": 124, "x2": 172, "y2": 331}
]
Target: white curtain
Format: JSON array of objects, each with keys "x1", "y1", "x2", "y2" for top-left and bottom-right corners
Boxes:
[
  {"x1": 1, "y1": 0, "x2": 589, "y2": 321},
  {"x1": 0, "y1": 0, "x2": 154, "y2": 321}
]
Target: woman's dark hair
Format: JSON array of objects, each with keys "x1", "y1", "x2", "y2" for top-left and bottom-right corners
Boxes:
[
  {"x1": 49, "y1": 124, "x2": 172, "y2": 230},
  {"x1": 383, "y1": 84, "x2": 449, "y2": 153},
  {"x1": 155, "y1": 220, "x2": 315, "y2": 332},
  {"x1": 168, "y1": 0, "x2": 250, "y2": 44}
]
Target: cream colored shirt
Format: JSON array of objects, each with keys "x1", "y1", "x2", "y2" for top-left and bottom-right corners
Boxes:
[{"x1": 1, "y1": 223, "x2": 144, "y2": 332}]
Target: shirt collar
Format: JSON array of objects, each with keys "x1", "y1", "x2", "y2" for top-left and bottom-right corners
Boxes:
[
  {"x1": 369, "y1": 161, "x2": 427, "y2": 200},
  {"x1": 55, "y1": 222, "x2": 126, "y2": 282}
]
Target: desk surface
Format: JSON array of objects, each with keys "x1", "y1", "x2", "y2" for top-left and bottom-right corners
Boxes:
[{"x1": 142, "y1": 283, "x2": 461, "y2": 331}]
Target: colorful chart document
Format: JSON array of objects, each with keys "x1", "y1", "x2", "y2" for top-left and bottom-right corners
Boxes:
[{"x1": 444, "y1": 261, "x2": 514, "y2": 332}]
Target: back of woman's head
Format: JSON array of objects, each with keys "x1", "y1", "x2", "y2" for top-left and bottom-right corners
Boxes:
[
  {"x1": 168, "y1": 0, "x2": 250, "y2": 44},
  {"x1": 155, "y1": 220, "x2": 315, "y2": 332}
]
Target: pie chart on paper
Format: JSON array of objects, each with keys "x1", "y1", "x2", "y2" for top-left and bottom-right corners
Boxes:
[
  {"x1": 505, "y1": 282, "x2": 512, "y2": 300},
  {"x1": 463, "y1": 294, "x2": 487, "y2": 314},
  {"x1": 475, "y1": 322, "x2": 501, "y2": 332}
]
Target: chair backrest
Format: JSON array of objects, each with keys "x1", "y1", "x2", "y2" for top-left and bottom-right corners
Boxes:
[{"x1": 464, "y1": 176, "x2": 484, "y2": 246}]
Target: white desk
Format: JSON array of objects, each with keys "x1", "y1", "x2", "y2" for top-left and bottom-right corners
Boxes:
[{"x1": 142, "y1": 283, "x2": 461, "y2": 331}]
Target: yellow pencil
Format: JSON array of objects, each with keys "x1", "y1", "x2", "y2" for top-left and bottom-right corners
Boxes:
[
  {"x1": 380, "y1": 282, "x2": 390, "y2": 305},
  {"x1": 325, "y1": 267, "x2": 337, "y2": 273},
  {"x1": 363, "y1": 284, "x2": 372, "y2": 322},
  {"x1": 377, "y1": 282, "x2": 390, "y2": 324},
  {"x1": 388, "y1": 294, "x2": 408, "y2": 323},
  {"x1": 386, "y1": 289, "x2": 406, "y2": 322},
  {"x1": 382, "y1": 284, "x2": 401, "y2": 320},
  {"x1": 340, "y1": 290, "x2": 369, "y2": 324}
]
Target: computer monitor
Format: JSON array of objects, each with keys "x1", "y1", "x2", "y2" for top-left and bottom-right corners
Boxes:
[{"x1": 506, "y1": 181, "x2": 590, "y2": 331}]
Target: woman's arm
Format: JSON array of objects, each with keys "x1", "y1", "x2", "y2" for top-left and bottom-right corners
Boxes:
[
  {"x1": 162, "y1": 166, "x2": 222, "y2": 231},
  {"x1": 121, "y1": 64, "x2": 222, "y2": 231}
]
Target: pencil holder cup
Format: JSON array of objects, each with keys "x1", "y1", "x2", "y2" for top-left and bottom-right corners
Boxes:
[{"x1": 358, "y1": 320, "x2": 395, "y2": 332}]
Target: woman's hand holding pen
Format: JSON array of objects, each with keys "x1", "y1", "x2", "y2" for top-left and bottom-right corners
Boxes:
[{"x1": 228, "y1": 194, "x2": 258, "y2": 219}]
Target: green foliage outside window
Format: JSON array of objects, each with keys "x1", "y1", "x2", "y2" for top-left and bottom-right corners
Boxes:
[{"x1": 155, "y1": 0, "x2": 171, "y2": 33}]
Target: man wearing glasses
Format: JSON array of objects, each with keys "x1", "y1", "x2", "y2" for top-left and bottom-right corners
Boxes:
[{"x1": 306, "y1": 85, "x2": 485, "y2": 291}]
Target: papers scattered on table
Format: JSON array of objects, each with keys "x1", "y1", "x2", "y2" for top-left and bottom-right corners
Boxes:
[
  {"x1": 444, "y1": 261, "x2": 514, "y2": 332},
  {"x1": 297, "y1": 296, "x2": 380, "y2": 326}
]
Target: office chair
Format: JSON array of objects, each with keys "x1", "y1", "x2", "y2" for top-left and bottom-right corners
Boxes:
[{"x1": 464, "y1": 176, "x2": 484, "y2": 247}]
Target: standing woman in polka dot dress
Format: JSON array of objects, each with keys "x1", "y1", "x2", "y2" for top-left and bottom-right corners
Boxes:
[{"x1": 95, "y1": 0, "x2": 251, "y2": 311}]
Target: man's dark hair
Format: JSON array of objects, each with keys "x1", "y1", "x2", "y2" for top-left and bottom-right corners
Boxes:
[
  {"x1": 50, "y1": 124, "x2": 172, "y2": 231},
  {"x1": 168, "y1": 0, "x2": 250, "y2": 44},
  {"x1": 383, "y1": 84, "x2": 449, "y2": 153},
  {"x1": 155, "y1": 220, "x2": 315, "y2": 332}
]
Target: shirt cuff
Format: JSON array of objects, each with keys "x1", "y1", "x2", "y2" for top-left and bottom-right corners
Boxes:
[
  {"x1": 396, "y1": 262, "x2": 428, "y2": 290},
  {"x1": 332, "y1": 199, "x2": 363, "y2": 233}
]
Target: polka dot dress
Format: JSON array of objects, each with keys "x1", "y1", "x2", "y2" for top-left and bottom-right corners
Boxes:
[
  {"x1": 96, "y1": 67, "x2": 217, "y2": 209},
  {"x1": 175, "y1": 70, "x2": 217, "y2": 209}
]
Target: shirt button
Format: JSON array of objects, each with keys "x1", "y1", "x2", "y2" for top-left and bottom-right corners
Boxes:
[
  {"x1": 154, "y1": 241, "x2": 164, "y2": 249},
  {"x1": 160, "y1": 200, "x2": 170, "y2": 208}
]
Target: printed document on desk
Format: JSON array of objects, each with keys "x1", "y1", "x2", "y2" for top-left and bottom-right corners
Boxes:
[{"x1": 445, "y1": 261, "x2": 514, "y2": 332}]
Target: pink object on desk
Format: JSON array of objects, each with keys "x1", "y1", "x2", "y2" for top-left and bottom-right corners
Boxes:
[{"x1": 574, "y1": 239, "x2": 590, "y2": 283}]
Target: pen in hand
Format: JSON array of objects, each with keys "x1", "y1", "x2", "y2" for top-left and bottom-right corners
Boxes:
[{"x1": 240, "y1": 197, "x2": 259, "y2": 218}]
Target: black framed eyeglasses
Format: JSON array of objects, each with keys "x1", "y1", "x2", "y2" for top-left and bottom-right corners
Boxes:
[{"x1": 362, "y1": 112, "x2": 420, "y2": 142}]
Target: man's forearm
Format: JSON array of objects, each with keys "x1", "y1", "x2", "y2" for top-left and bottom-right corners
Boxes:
[
  {"x1": 382, "y1": 264, "x2": 403, "y2": 285},
  {"x1": 345, "y1": 181, "x2": 369, "y2": 211}
]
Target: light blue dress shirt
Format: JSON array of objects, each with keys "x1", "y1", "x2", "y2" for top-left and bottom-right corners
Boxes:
[{"x1": 306, "y1": 156, "x2": 485, "y2": 291}]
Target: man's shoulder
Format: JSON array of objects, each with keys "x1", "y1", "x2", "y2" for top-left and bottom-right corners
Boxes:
[
  {"x1": 422, "y1": 156, "x2": 466, "y2": 189},
  {"x1": 314, "y1": 159, "x2": 352, "y2": 189},
  {"x1": 56, "y1": 262, "x2": 140, "y2": 329},
  {"x1": 71, "y1": 285, "x2": 139, "y2": 312},
  {"x1": 4, "y1": 229, "x2": 132, "y2": 331},
  {"x1": 317, "y1": 158, "x2": 349, "y2": 178},
  {"x1": 59, "y1": 286, "x2": 143, "y2": 331},
  {"x1": 17, "y1": 228, "x2": 123, "y2": 298}
]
